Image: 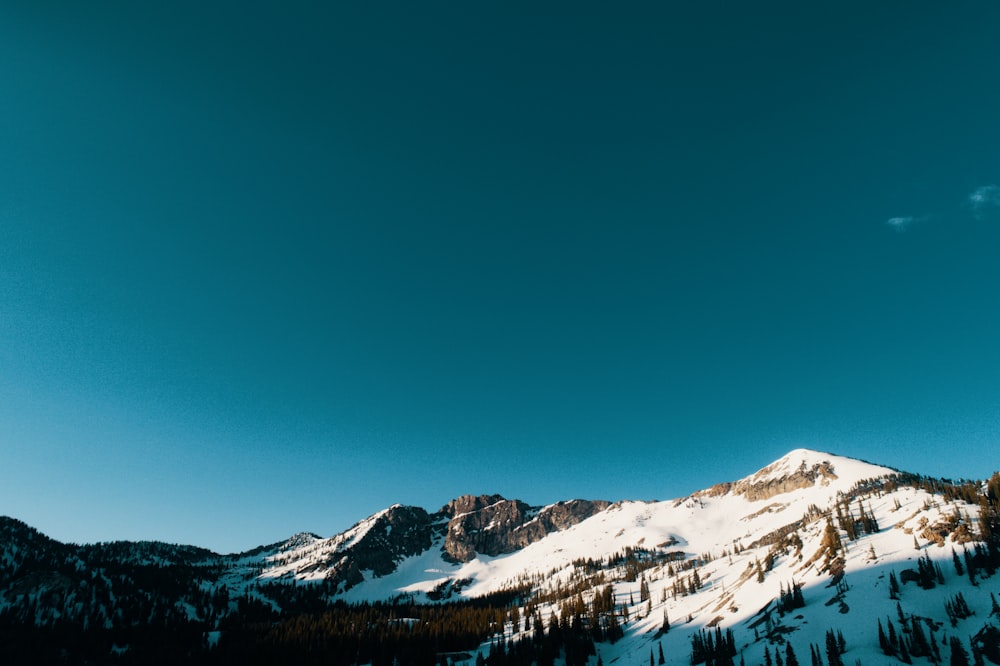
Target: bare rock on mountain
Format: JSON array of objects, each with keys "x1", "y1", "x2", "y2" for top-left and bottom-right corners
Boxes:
[
  {"x1": 293, "y1": 504, "x2": 436, "y2": 590},
  {"x1": 440, "y1": 495, "x2": 531, "y2": 562},
  {"x1": 440, "y1": 495, "x2": 610, "y2": 562},
  {"x1": 704, "y1": 459, "x2": 839, "y2": 501},
  {"x1": 343, "y1": 504, "x2": 435, "y2": 576}
]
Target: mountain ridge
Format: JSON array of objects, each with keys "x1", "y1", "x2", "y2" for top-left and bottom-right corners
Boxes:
[{"x1": 3, "y1": 448, "x2": 999, "y2": 666}]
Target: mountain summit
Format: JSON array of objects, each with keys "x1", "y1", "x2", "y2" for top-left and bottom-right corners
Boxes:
[{"x1": 703, "y1": 448, "x2": 896, "y2": 501}]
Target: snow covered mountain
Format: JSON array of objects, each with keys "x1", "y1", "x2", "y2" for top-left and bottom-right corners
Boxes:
[{"x1": 3, "y1": 448, "x2": 999, "y2": 666}]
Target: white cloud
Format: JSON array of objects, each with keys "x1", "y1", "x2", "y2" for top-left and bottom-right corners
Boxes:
[
  {"x1": 969, "y1": 185, "x2": 1000, "y2": 216},
  {"x1": 886, "y1": 216, "x2": 915, "y2": 231}
]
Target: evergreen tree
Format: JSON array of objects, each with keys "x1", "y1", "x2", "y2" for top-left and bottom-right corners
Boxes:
[
  {"x1": 971, "y1": 638, "x2": 985, "y2": 666},
  {"x1": 962, "y1": 547, "x2": 976, "y2": 585},
  {"x1": 889, "y1": 571, "x2": 901, "y2": 599},
  {"x1": 887, "y1": 619, "x2": 899, "y2": 655},
  {"x1": 825, "y1": 630, "x2": 844, "y2": 666},
  {"x1": 899, "y1": 636, "x2": 912, "y2": 664},
  {"x1": 786, "y1": 643, "x2": 799, "y2": 666},
  {"x1": 950, "y1": 637, "x2": 971, "y2": 666},
  {"x1": 810, "y1": 643, "x2": 822, "y2": 666},
  {"x1": 911, "y1": 617, "x2": 931, "y2": 657}
]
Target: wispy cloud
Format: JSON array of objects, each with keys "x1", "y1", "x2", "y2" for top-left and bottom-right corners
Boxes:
[
  {"x1": 969, "y1": 185, "x2": 1000, "y2": 217},
  {"x1": 886, "y1": 216, "x2": 916, "y2": 231}
]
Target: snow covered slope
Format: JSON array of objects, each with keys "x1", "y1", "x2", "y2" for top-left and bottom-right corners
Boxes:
[
  {"x1": 3, "y1": 448, "x2": 998, "y2": 666},
  {"x1": 238, "y1": 448, "x2": 895, "y2": 601},
  {"x1": 241, "y1": 447, "x2": 994, "y2": 666}
]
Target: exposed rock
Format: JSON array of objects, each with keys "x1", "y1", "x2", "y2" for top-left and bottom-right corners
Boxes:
[
  {"x1": 439, "y1": 495, "x2": 532, "y2": 562},
  {"x1": 440, "y1": 494, "x2": 509, "y2": 519},
  {"x1": 438, "y1": 495, "x2": 610, "y2": 563},
  {"x1": 704, "y1": 460, "x2": 839, "y2": 501},
  {"x1": 344, "y1": 505, "x2": 435, "y2": 576},
  {"x1": 288, "y1": 495, "x2": 610, "y2": 586},
  {"x1": 301, "y1": 505, "x2": 437, "y2": 590},
  {"x1": 507, "y1": 500, "x2": 612, "y2": 549}
]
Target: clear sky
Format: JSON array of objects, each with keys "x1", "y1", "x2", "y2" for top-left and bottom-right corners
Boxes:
[{"x1": 1, "y1": 2, "x2": 998, "y2": 554}]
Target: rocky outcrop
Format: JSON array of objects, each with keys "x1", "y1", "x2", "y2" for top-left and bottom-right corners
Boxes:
[
  {"x1": 438, "y1": 495, "x2": 609, "y2": 563},
  {"x1": 507, "y1": 499, "x2": 612, "y2": 549},
  {"x1": 286, "y1": 495, "x2": 610, "y2": 586},
  {"x1": 438, "y1": 495, "x2": 532, "y2": 562},
  {"x1": 704, "y1": 460, "x2": 839, "y2": 501},
  {"x1": 306, "y1": 504, "x2": 436, "y2": 589},
  {"x1": 343, "y1": 505, "x2": 435, "y2": 576}
]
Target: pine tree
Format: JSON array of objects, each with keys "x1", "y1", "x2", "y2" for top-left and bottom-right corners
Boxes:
[
  {"x1": 889, "y1": 571, "x2": 901, "y2": 599},
  {"x1": 950, "y1": 637, "x2": 971, "y2": 666},
  {"x1": 786, "y1": 643, "x2": 799, "y2": 666},
  {"x1": 911, "y1": 617, "x2": 931, "y2": 657},
  {"x1": 793, "y1": 581, "x2": 805, "y2": 608},
  {"x1": 810, "y1": 643, "x2": 822, "y2": 666},
  {"x1": 820, "y1": 520, "x2": 843, "y2": 570},
  {"x1": 971, "y1": 638, "x2": 985, "y2": 666},
  {"x1": 825, "y1": 630, "x2": 844, "y2": 666},
  {"x1": 899, "y1": 636, "x2": 912, "y2": 664}
]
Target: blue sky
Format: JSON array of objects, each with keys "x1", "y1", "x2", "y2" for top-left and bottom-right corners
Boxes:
[{"x1": 1, "y1": 2, "x2": 999, "y2": 553}]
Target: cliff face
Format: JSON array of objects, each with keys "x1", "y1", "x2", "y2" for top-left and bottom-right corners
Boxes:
[
  {"x1": 322, "y1": 505, "x2": 437, "y2": 589},
  {"x1": 438, "y1": 495, "x2": 610, "y2": 563}
]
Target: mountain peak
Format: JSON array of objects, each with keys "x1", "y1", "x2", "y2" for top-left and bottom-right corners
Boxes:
[
  {"x1": 704, "y1": 448, "x2": 896, "y2": 502},
  {"x1": 438, "y1": 494, "x2": 512, "y2": 519}
]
